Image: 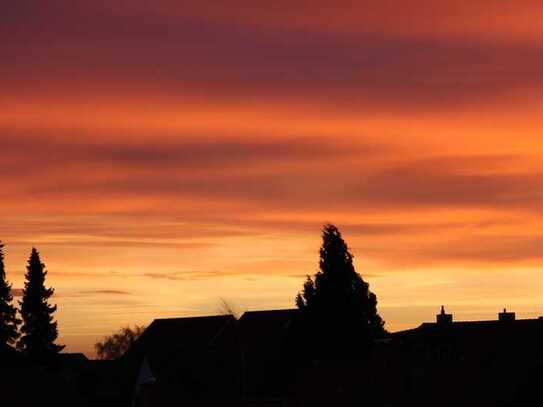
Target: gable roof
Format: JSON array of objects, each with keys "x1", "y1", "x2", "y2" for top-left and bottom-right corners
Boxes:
[
  {"x1": 126, "y1": 314, "x2": 237, "y2": 361},
  {"x1": 239, "y1": 309, "x2": 297, "y2": 349},
  {"x1": 123, "y1": 314, "x2": 241, "y2": 400},
  {"x1": 239, "y1": 308, "x2": 297, "y2": 328},
  {"x1": 238, "y1": 309, "x2": 298, "y2": 395}
]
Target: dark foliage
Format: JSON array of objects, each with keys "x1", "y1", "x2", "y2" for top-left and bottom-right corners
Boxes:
[
  {"x1": 17, "y1": 248, "x2": 64, "y2": 359},
  {"x1": 95, "y1": 325, "x2": 146, "y2": 360},
  {"x1": 0, "y1": 242, "x2": 20, "y2": 348},
  {"x1": 295, "y1": 224, "x2": 385, "y2": 358}
]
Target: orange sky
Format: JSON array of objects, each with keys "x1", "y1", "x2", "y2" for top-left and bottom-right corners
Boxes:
[{"x1": 2, "y1": 1, "x2": 543, "y2": 356}]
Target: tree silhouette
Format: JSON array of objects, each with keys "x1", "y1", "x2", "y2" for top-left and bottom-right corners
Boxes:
[
  {"x1": 17, "y1": 248, "x2": 64, "y2": 359},
  {"x1": 95, "y1": 325, "x2": 146, "y2": 360},
  {"x1": 0, "y1": 242, "x2": 20, "y2": 348},
  {"x1": 295, "y1": 224, "x2": 385, "y2": 357}
]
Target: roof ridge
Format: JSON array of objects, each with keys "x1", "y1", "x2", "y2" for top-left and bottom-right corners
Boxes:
[
  {"x1": 152, "y1": 314, "x2": 234, "y2": 322},
  {"x1": 393, "y1": 317, "x2": 543, "y2": 335},
  {"x1": 241, "y1": 308, "x2": 297, "y2": 315}
]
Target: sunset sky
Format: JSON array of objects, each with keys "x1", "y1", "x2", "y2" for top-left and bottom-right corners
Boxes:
[{"x1": 2, "y1": 1, "x2": 543, "y2": 356}]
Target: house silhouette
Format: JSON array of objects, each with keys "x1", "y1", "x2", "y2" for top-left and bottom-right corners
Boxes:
[
  {"x1": 122, "y1": 307, "x2": 543, "y2": 407},
  {"x1": 4, "y1": 307, "x2": 542, "y2": 406}
]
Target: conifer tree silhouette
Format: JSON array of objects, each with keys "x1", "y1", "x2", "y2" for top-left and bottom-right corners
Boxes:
[
  {"x1": 296, "y1": 224, "x2": 385, "y2": 357},
  {"x1": 17, "y1": 248, "x2": 64, "y2": 359},
  {"x1": 0, "y1": 242, "x2": 20, "y2": 348}
]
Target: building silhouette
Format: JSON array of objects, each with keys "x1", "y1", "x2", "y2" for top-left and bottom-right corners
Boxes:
[
  {"x1": 118, "y1": 307, "x2": 543, "y2": 406},
  {"x1": 2, "y1": 307, "x2": 543, "y2": 406}
]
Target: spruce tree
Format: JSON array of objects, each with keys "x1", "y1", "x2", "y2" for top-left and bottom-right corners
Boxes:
[
  {"x1": 0, "y1": 242, "x2": 20, "y2": 348},
  {"x1": 17, "y1": 248, "x2": 64, "y2": 359},
  {"x1": 295, "y1": 224, "x2": 385, "y2": 357}
]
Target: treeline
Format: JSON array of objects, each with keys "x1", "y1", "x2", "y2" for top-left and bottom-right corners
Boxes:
[{"x1": 0, "y1": 243, "x2": 63, "y2": 361}]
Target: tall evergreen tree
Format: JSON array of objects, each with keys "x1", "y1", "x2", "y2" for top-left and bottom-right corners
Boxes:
[
  {"x1": 0, "y1": 242, "x2": 20, "y2": 348},
  {"x1": 17, "y1": 248, "x2": 64, "y2": 359},
  {"x1": 295, "y1": 224, "x2": 385, "y2": 357}
]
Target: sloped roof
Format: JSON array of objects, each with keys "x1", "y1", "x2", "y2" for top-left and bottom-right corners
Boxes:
[
  {"x1": 394, "y1": 317, "x2": 543, "y2": 337},
  {"x1": 127, "y1": 310, "x2": 297, "y2": 363},
  {"x1": 123, "y1": 314, "x2": 241, "y2": 401},
  {"x1": 126, "y1": 314, "x2": 237, "y2": 362},
  {"x1": 239, "y1": 309, "x2": 298, "y2": 351},
  {"x1": 240, "y1": 309, "x2": 297, "y2": 329},
  {"x1": 392, "y1": 317, "x2": 543, "y2": 356},
  {"x1": 57, "y1": 352, "x2": 89, "y2": 365},
  {"x1": 238, "y1": 309, "x2": 298, "y2": 395}
]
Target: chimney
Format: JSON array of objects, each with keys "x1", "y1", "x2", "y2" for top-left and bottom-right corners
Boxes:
[
  {"x1": 498, "y1": 308, "x2": 515, "y2": 322},
  {"x1": 436, "y1": 305, "x2": 453, "y2": 325}
]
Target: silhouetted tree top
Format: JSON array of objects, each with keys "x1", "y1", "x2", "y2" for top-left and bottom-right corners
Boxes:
[
  {"x1": 0, "y1": 242, "x2": 20, "y2": 348},
  {"x1": 17, "y1": 248, "x2": 64, "y2": 359},
  {"x1": 95, "y1": 325, "x2": 146, "y2": 360},
  {"x1": 296, "y1": 224, "x2": 385, "y2": 356}
]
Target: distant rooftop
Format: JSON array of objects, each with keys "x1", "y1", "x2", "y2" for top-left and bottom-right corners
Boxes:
[{"x1": 393, "y1": 307, "x2": 543, "y2": 338}]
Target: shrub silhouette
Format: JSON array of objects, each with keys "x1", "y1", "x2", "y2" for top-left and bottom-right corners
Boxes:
[{"x1": 95, "y1": 325, "x2": 146, "y2": 360}]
